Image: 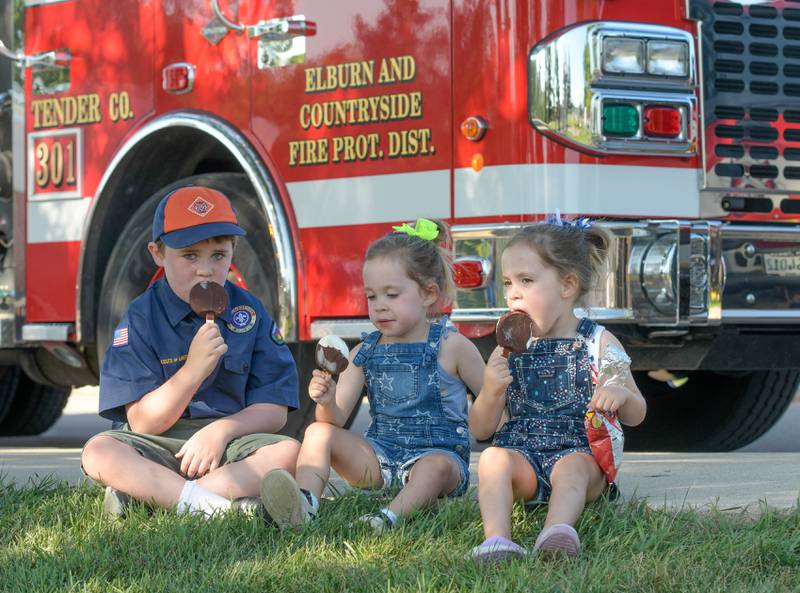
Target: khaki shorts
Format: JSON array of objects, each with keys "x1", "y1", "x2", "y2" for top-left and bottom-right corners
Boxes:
[{"x1": 87, "y1": 418, "x2": 294, "y2": 475}]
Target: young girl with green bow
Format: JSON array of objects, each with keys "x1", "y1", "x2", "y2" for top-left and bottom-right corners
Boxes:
[{"x1": 261, "y1": 219, "x2": 485, "y2": 532}]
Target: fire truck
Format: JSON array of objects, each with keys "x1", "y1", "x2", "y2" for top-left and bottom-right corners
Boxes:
[{"x1": 0, "y1": 0, "x2": 798, "y2": 450}]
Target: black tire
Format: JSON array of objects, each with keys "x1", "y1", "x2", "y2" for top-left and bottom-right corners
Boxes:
[
  {"x1": 625, "y1": 369, "x2": 800, "y2": 451},
  {"x1": 0, "y1": 365, "x2": 21, "y2": 425},
  {"x1": 95, "y1": 173, "x2": 334, "y2": 440},
  {"x1": 0, "y1": 367, "x2": 70, "y2": 435}
]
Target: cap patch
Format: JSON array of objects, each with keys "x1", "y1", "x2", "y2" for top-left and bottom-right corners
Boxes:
[
  {"x1": 226, "y1": 305, "x2": 257, "y2": 334},
  {"x1": 188, "y1": 196, "x2": 215, "y2": 218}
]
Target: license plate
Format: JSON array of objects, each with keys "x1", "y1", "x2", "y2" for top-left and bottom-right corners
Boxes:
[{"x1": 764, "y1": 252, "x2": 800, "y2": 277}]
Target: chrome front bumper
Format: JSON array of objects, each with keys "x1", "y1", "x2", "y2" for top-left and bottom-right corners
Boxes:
[{"x1": 451, "y1": 221, "x2": 800, "y2": 327}]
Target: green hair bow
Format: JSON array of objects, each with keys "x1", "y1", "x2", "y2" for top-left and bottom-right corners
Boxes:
[{"x1": 392, "y1": 218, "x2": 439, "y2": 241}]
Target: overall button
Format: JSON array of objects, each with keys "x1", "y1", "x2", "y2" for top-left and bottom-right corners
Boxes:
[{"x1": 456, "y1": 426, "x2": 466, "y2": 434}]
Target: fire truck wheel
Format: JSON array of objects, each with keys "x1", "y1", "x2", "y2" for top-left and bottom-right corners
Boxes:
[
  {"x1": 0, "y1": 364, "x2": 21, "y2": 425},
  {"x1": 0, "y1": 366, "x2": 70, "y2": 436},
  {"x1": 625, "y1": 369, "x2": 800, "y2": 452}
]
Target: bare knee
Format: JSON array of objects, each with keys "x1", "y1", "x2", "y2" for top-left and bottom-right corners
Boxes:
[
  {"x1": 302, "y1": 421, "x2": 337, "y2": 444},
  {"x1": 251, "y1": 438, "x2": 300, "y2": 472},
  {"x1": 550, "y1": 454, "x2": 596, "y2": 494},
  {"x1": 81, "y1": 435, "x2": 124, "y2": 480},
  {"x1": 478, "y1": 446, "x2": 513, "y2": 479},
  {"x1": 413, "y1": 454, "x2": 455, "y2": 483}
]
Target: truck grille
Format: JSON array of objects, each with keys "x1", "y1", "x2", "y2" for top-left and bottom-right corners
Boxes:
[{"x1": 691, "y1": 0, "x2": 800, "y2": 195}]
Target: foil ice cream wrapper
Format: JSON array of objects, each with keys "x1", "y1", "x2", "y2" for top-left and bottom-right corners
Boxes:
[
  {"x1": 596, "y1": 343, "x2": 631, "y2": 388},
  {"x1": 585, "y1": 343, "x2": 630, "y2": 484}
]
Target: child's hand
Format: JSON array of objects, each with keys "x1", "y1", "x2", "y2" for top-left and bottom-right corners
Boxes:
[
  {"x1": 483, "y1": 346, "x2": 513, "y2": 397},
  {"x1": 588, "y1": 385, "x2": 629, "y2": 415},
  {"x1": 175, "y1": 422, "x2": 228, "y2": 478},
  {"x1": 308, "y1": 369, "x2": 336, "y2": 406},
  {"x1": 184, "y1": 323, "x2": 228, "y2": 382}
]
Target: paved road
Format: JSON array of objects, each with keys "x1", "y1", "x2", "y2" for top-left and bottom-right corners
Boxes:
[{"x1": 1, "y1": 387, "x2": 798, "y2": 510}]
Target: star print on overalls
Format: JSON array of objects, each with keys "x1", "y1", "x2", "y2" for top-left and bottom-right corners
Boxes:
[
  {"x1": 376, "y1": 372, "x2": 395, "y2": 392},
  {"x1": 226, "y1": 305, "x2": 257, "y2": 334}
]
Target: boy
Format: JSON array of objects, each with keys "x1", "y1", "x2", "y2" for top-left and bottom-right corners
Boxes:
[{"x1": 81, "y1": 185, "x2": 300, "y2": 518}]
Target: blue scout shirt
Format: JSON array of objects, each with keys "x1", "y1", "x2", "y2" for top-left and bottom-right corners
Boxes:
[{"x1": 99, "y1": 278, "x2": 299, "y2": 426}]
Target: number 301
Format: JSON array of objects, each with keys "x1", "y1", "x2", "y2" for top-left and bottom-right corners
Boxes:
[{"x1": 34, "y1": 139, "x2": 76, "y2": 189}]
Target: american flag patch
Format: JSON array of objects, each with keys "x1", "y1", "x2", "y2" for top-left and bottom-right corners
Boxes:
[{"x1": 112, "y1": 327, "x2": 129, "y2": 347}]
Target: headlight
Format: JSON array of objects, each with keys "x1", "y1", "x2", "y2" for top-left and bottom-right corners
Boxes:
[
  {"x1": 602, "y1": 37, "x2": 645, "y2": 74},
  {"x1": 647, "y1": 40, "x2": 689, "y2": 77}
]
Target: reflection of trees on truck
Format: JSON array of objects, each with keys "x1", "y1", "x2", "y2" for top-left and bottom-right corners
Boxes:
[{"x1": 0, "y1": 0, "x2": 799, "y2": 452}]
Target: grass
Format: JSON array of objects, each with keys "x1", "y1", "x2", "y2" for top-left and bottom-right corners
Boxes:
[{"x1": 1, "y1": 477, "x2": 798, "y2": 593}]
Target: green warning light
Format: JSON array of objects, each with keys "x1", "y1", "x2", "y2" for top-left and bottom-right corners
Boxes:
[{"x1": 602, "y1": 104, "x2": 639, "y2": 137}]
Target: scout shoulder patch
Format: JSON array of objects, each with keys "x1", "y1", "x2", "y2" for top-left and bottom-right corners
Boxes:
[
  {"x1": 227, "y1": 305, "x2": 257, "y2": 333},
  {"x1": 270, "y1": 321, "x2": 285, "y2": 345}
]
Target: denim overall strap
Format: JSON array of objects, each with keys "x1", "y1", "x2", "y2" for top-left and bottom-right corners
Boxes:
[
  {"x1": 576, "y1": 317, "x2": 597, "y2": 339},
  {"x1": 422, "y1": 316, "x2": 447, "y2": 366},
  {"x1": 353, "y1": 329, "x2": 381, "y2": 367}
]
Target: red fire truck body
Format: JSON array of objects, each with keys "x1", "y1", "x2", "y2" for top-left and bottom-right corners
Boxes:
[{"x1": 0, "y1": 0, "x2": 798, "y2": 448}]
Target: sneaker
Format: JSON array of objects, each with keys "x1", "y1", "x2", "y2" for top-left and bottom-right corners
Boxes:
[
  {"x1": 356, "y1": 510, "x2": 396, "y2": 535},
  {"x1": 532, "y1": 523, "x2": 580, "y2": 557},
  {"x1": 231, "y1": 496, "x2": 274, "y2": 526},
  {"x1": 606, "y1": 482, "x2": 621, "y2": 501},
  {"x1": 260, "y1": 469, "x2": 317, "y2": 529},
  {"x1": 470, "y1": 536, "x2": 528, "y2": 563},
  {"x1": 102, "y1": 486, "x2": 130, "y2": 519}
]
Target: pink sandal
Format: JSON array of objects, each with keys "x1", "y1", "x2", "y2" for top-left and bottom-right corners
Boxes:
[{"x1": 533, "y1": 523, "x2": 580, "y2": 556}]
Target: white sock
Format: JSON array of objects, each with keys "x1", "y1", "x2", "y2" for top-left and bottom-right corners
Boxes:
[
  {"x1": 176, "y1": 480, "x2": 231, "y2": 517},
  {"x1": 379, "y1": 508, "x2": 398, "y2": 526}
]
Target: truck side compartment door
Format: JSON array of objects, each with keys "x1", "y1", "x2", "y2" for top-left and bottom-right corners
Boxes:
[{"x1": 247, "y1": 0, "x2": 452, "y2": 322}]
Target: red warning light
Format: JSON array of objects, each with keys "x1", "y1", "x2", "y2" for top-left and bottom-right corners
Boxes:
[{"x1": 643, "y1": 106, "x2": 682, "y2": 138}]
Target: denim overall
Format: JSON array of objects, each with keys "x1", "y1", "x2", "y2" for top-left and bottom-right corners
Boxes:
[
  {"x1": 493, "y1": 318, "x2": 597, "y2": 501},
  {"x1": 353, "y1": 316, "x2": 471, "y2": 496}
]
